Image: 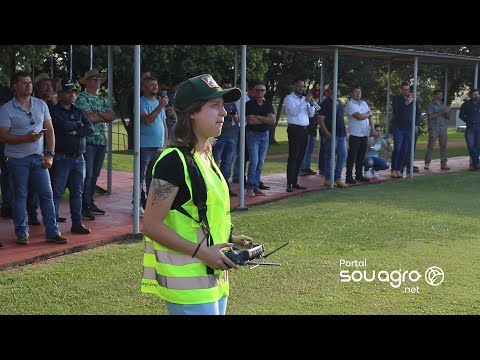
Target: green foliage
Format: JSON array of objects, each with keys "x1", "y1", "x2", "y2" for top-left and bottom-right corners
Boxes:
[
  {"x1": 0, "y1": 45, "x2": 55, "y2": 84},
  {"x1": 3, "y1": 44, "x2": 480, "y2": 141}
]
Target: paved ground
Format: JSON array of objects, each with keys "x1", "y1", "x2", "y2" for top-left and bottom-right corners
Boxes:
[{"x1": 0, "y1": 156, "x2": 472, "y2": 269}]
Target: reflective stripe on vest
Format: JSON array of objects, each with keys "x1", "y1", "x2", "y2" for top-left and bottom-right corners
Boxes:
[
  {"x1": 143, "y1": 266, "x2": 228, "y2": 290},
  {"x1": 145, "y1": 241, "x2": 202, "y2": 266},
  {"x1": 141, "y1": 147, "x2": 231, "y2": 305}
]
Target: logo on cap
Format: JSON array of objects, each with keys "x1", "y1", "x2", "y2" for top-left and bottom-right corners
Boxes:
[{"x1": 201, "y1": 75, "x2": 219, "y2": 88}]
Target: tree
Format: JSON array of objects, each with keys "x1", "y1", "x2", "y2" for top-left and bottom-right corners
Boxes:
[{"x1": 0, "y1": 45, "x2": 54, "y2": 84}]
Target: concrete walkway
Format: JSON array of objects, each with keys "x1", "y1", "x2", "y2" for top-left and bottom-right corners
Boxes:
[{"x1": 0, "y1": 156, "x2": 472, "y2": 269}]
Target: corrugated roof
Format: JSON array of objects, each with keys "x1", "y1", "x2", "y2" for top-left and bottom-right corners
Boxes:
[{"x1": 247, "y1": 45, "x2": 480, "y2": 65}]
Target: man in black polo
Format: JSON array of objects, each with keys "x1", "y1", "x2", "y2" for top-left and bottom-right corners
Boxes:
[{"x1": 50, "y1": 79, "x2": 94, "y2": 234}]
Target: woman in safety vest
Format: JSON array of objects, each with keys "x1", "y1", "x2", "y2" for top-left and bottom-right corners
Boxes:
[{"x1": 141, "y1": 74, "x2": 252, "y2": 315}]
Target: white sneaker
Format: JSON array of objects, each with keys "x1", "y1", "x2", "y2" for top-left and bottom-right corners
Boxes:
[
  {"x1": 245, "y1": 189, "x2": 255, "y2": 197},
  {"x1": 132, "y1": 206, "x2": 145, "y2": 217},
  {"x1": 372, "y1": 170, "x2": 381, "y2": 178},
  {"x1": 364, "y1": 170, "x2": 374, "y2": 179}
]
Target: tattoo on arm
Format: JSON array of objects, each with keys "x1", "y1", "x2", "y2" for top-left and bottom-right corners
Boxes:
[{"x1": 150, "y1": 179, "x2": 175, "y2": 204}]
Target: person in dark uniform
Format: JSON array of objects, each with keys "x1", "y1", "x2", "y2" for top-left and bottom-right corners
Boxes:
[{"x1": 50, "y1": 79, "x2": 94, "y2": 234}]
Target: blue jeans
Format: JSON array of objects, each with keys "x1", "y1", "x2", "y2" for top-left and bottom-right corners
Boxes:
[
  {"x1": 246, "y1": 130, "x2": 269, "y2": 191},
  {"x1": 0, "y1": 142, "x2": 37, "y2": 215},
  {"x1": 83, "y1": 143, "x2": 106, "y2": 209},
  {"x1": 139, "y1": 147, "x2": 159, "y2": 207},
  {"x1": 213, "y1": 135, "x2": 236, "y2": 183},
  {"x1": 363, "y1": 156, "x2": 389, "y2": 171},
  {"x1": 51, "y1": 154, "x2": 86, "y2": 225},
  {"x1": 301, "y1": 133, "x2": 317, "y2": 171},
  {"x1": 323, "y1": 136, "x2": 347, "y2": 181},
  {"x1": 465, "y1": 126, "x2": 480, "y2": 166},
  {"x1": 7, "y1": 154, "x2": 59, "y2": 238},
  {"x1": 0, "y1": 141, "x2": 11, "y2": 211},
  {"x1": 391, "y1": 127, "x2": 412, "y2": 171},
  {"x1": 165, "y1": 296, "x2": 228, "y2": 315}
]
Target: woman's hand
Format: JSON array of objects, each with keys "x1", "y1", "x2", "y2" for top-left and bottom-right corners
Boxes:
[{"x1": 196, "y1": 242, "x2": 239, "y2": 270}]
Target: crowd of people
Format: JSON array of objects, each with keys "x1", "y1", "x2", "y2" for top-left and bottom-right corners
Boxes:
[{"x1": 1, "y1": 69, "x2": 477, "y2": 315}]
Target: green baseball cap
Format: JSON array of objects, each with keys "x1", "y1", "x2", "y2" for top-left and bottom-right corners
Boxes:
[{"x1": 173, "y1": 74, "x2": 241, "y2": 112}]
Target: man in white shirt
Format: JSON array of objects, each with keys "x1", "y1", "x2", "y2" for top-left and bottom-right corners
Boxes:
[
  {"x1": 344, "y1": 85, "x2": 375, "y2": 184},
  {"x1": 284, "y1": 79, "x2": 315, "y2": 192}
]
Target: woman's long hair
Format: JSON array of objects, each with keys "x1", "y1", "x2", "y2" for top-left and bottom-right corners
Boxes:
[{"x1": 168, "y1": 100, "x2": 212, "y2": 157}]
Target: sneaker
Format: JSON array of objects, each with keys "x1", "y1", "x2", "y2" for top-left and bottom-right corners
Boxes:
[
  {"x1": 441, "y1": 165, "x2": 450, "y2": 170},
  {"x1": 306, "y1": 169, "x2": 317, "y2": 175},
  {"x1": 293, "y1": 184, "x2": 307, "y2": 190},
  {"x1": 372, "y1": 170, "x2": 381, "y2": 178},
  {"x1": 82, "y1": 208, "x2": 95, "y2": 220},
  {"x1": 90, "y1": 204, "x2": 105, "y2": 215},
  {"x1": 424, "y1": 163, "x2": 430, "y2": 170},
  {"x1": 335, "y1": 180, "x2": 349, "y2": 188},
  {"x1": 356, "y1": 175, "x2": 370, "y2": 183},
  {"x1": 46, "y1": 234, "x2": 68, "y2": 244},
  {"x1": 245, "y1": 189, "x2": 255, "y2": 197},
  {"x1": 258, "y1": 183, "x2": 270, "y2": 190},
  {"x1": 16, "y1": 236, "x2": 29, "y2": 245},
  {"x1": 253, "y1": 189, "x2": 267, "y2": 196},
  {"x1": 364, "y1": 170, "x2": 374, "y2": 179},
  {"x1": 299, "y1": 170, "x2": 308, "y2": 176},
  {"x1": 28, "y1": 216, "x2": 41, "y2": 225},
  {"x1": 71, "y1": 223, "x2": 91, "y2": 234}
]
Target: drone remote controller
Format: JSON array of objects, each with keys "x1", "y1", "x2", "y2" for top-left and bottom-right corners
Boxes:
[{"x1": 224, "y1": 242, "x2": 290, "y2": 267}]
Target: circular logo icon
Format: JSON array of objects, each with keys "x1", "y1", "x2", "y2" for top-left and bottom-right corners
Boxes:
[{"x1": 425, "y1": 266, "x2": 444, "y2": 286}]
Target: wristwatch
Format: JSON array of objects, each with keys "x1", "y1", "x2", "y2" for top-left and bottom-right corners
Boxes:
[{"x1": 44, "y1": 151, "x2": 55, "y2": 157}]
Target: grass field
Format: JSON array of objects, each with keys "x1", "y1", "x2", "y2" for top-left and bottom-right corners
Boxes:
[{"x1": 1, "y1": 171, "x2": 479, "y2": 315}]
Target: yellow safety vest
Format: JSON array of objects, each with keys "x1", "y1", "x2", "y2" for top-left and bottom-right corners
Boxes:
[{"x1": 141, "y1": 147, "x2": 231, "y2": 304}]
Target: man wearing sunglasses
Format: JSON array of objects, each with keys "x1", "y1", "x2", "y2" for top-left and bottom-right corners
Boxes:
[{"x1": 0, "y1": 71, "x2": 68, "y2": 245}]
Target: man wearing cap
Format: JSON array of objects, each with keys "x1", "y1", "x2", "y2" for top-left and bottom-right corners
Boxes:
[
  {"x1": 32, "y1": 72, "x2": 68, "y2": 224},
  {"x1": 34, "y1": 73, "x2": 57, "y2": 110},
  {"x1": 284, "y1": 79, "x2": 315, "y2": 192},
  {"x1": 0, "y1": 71, "x2": 68, "y2": 245},
  {"x1": 141, "y1": 74, "x2": 251, "y2": 315},
  {"x1": 50, "y1": 79, "x2": 94, "y2": 234},
  {"x1": 75, "y1": 69, "x2": 115, "y2": 220}
]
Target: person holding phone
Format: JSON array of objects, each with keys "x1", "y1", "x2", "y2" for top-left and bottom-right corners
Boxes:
[
  {"x1": 135, "y1": 76, "x2": 168, "y2": 214},
  {"x1": 0, "y1": 71, "x2": 68, "y2": 245},
  {"x1": 390, "y1": 82, "x2": 421, "y2": 178}
]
